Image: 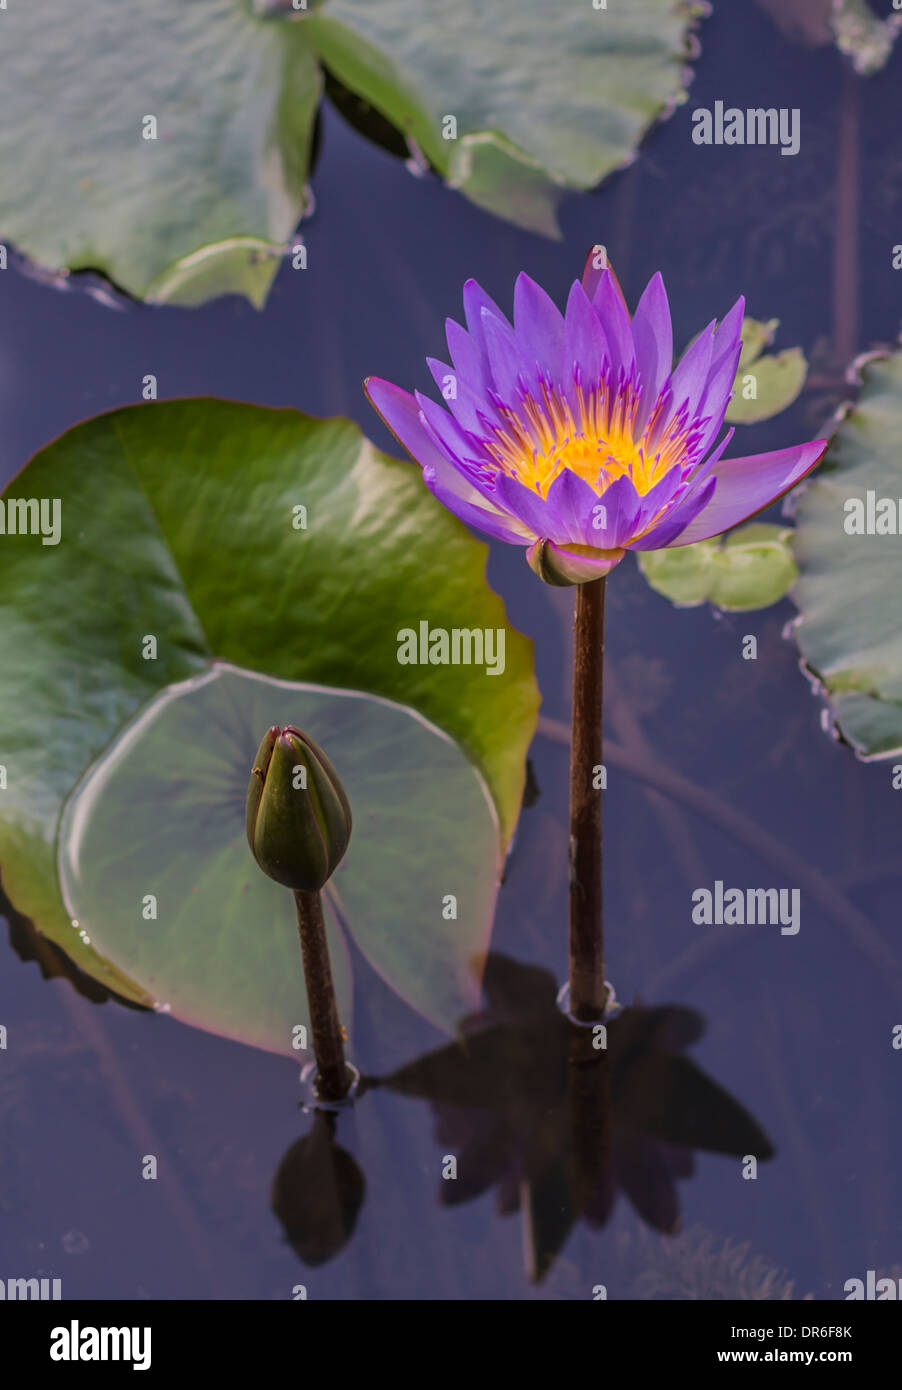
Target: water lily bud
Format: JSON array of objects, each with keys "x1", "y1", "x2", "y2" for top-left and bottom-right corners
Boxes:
[{"x1": 246, "y1": 725, "x2": 352, "y2": 891}]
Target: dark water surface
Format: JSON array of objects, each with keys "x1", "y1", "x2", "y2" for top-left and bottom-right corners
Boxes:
[{"x1": 2, "y1": 4, "x2": 902, "y2": 1299}]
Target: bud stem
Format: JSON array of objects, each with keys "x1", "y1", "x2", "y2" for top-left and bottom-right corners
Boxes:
[
  {"x1": 293, "y1": 889, "x2": 350, "y2": 1101},
  {"x1": 568, "y1": 576, "x2": 607, "y2": 1021}
]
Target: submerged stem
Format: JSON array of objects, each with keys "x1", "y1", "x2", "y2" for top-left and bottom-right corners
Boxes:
[
  {"x1": 294, "y1": 889, "x2": 349, "y2": 1102},
  {"x1": 568, "y1": 576, "x2": 607, "y2": 1021}
]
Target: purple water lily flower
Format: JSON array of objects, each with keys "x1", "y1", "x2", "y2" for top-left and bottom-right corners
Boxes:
[{"x1": 365, "y1": 251, "x2": 828, "y2": 585}]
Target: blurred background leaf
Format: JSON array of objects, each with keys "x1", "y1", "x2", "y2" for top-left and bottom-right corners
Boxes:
[
  {"x1": 638, "y1": 524, "x2": 799, "y2": 611},
  {"x1": 791, "y1": 347, "x2": 902, "y2": 756},
  {"x1": 727, "y1": 318, "x2": 809, "y2": 425},
  {"x1": 0, "y1": 0, "x2": 706, "y2": 304}
]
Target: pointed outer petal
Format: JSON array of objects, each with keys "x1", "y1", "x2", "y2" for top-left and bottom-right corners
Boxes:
[
  {"x1": 632, "y1": 273, "x2": 674, "y2": 436},
  {"x1": 587, "y1": 473, "x2": 643, "y2": 548},
  {"x1": 581, "y1": 248, "x2": 629, "y2": 315},
  {"x1": 662, "y1": 439, "x2": 829, "y2": 547},
  {"x1": 667, "y1": 319, "x2": 716, "y2": 421},
  {"x1": 691, "y1": 300, "x2": 745, "y2": 454},
  {"x1": 480, "y1": 309, "x2": 526, "y2": 404},
  {"x1": 694, "y1": 337, "x2": 743, "y2": 457},
  {"x1": 590, "y1": 270, "x2": 636, "y2": 379},
  {"x1": 365, "y1": 376, "x2": 456, "y2": 476},
  {"x1": 513, "y1": 273, "x2": 565, "y2": 386},
  {"x1": 445, "y1": 317, "x2": 495, "y2": 406},
  {"x1": 581, "y1": 245, "x2": 607, "y2": 300},
  {"x1": 414, "y1": 388, "x2": 477, "y2": 458},
  {"x1": 426, "y1": 358, "x2": 493, "y2": 436},
  {"x1": 563, "y1": 281, "x2": 609, "y2": 397},
  {"x1": 527, "y1": 537, "x2": 625, "y2": 585},
  {"x1": 364, "y1": 377, "x2": 493, "y2": 509},
  {"x1": 627, "y1": 476, "x2": 717, "y2": 550},
  {"x1": 413, "y1": 391, "x2": 500, "y2": 504},
  {"x1": 462, "y1": 278, "x2": 511, "y2": 364},
  {"x1": 424, "y1": 470, "x2": 533, "y2": 546},
  {"x1": 711, "y1": 296, "x2": 745, "y2": 371}
]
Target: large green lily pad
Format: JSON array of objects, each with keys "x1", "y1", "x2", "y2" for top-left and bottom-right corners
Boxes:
[
  {"x1": 0, "y1": 400, "x2": 537, "y2": 1041},
  {"x1": 0, "y1": 0, "x2": 703, "y2": 302},
  {"x1": 791, "y1": 349, "x2": 902, "y2": 758},
  {"x1": 303, "y1": 0, "x2": 705, "y2": 238},
  {"x1": 57, "y1": 665, "x2": 501, "y2": 1053},
  {"x1": 0, "y1": 1, "x2": 321, "y2": 307}
]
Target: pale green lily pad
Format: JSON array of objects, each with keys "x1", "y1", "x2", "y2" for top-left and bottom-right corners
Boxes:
[
  {"x1": 58, "y1": 665, "x2": 499, "y2": 1053},
  {"x1": 727, "y1": 318, "x2": 808, "y2": 425},
  {"x1": 0, "y1": 0, "x2": 321, "y2": 306},
  {"x1": 0, "y1": 400, "x2": 537, "y2": 1032},
  {"x1": 791, "y1": 349, "x2": 902, "y2": 758},
  {"x1": 738, "y1": 318, "x2": 780, "y2": 370},
  {"x1": 638, "y1": 524, "x2": 799, "y2": 611},
  {"x1": 0, "y1": 0, "x2": 704, "y2": 301},
  {"x1": 305, "y1": 0, "x2": 704, "y2": 238}
]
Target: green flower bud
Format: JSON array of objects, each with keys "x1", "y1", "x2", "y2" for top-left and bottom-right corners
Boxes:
[{"x1": 246, "y1": 725, "x2": 352, "y2": 892}]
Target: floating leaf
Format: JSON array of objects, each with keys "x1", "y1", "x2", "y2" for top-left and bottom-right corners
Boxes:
[
  {"x1": 58, "y1": 665, "x2": 501, "y2": 1052},
  {"x1": 727, "y1": 318, "x2": 808, "y2": 425},
  {"x1": 638, "y1": 524, "x2": 799, "y2": 611},
  {"x1": 791, "y1": 349, "x2": 902, "y2": 757},
  {"x1": 0, "y1": 1, "x2": 321, "y2": 307},
  {"x1": 307, "y1": 0, "x2": 704, "y2": 239},
  {"x1": 0, "y1": 0, "x2": 705, "y2": 302},
  {"x1": 0, "y1": 401, "x2": 537, "y2": 1043},
  {"x1": 738, "y1": 317, "x2": 780, "y2": 371}
]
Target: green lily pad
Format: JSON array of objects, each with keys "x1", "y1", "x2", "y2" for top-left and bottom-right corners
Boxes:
[
  {"x1": 58, "y1": 665, "x2": 501, "y2": 1054},
  {"x1": 0, "y1": 1, "x2": 321, "y2": 307},
  {"x1": 726, "y1": 318, "x2": 808, "y2": 425},
  {"x1": 638, "y1": 524, "x2": 799, "y2": 611},
  {"x1": 305, "y1": 0, "x2": 704, "y2": 238},
  {"x1": 791, "y1": 349, "x2": 902, "y2": 758},
  {"x1": 0, "y1": 0, "x2": 704, "y2": 302},
  {"x1": 0, "y1": 400, "x2": 537, "y2": 1039}
]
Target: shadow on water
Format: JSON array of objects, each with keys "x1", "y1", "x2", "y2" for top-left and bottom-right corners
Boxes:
[{"x1": 273, "y1": 955, "x2": 773, "y2": 1286}]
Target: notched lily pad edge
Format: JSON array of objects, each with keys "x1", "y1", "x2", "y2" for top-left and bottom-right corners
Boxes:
[
  {"x1": 1, "y1": 2, "x2": 710, "y2": 304},
  {"x1": 788, "y1": 340, "x2": 902, "y2": 762}
]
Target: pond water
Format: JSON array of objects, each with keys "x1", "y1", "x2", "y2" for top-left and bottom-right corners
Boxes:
[{"x1": 1, "y1": 3, "x2": 901, "y2": 1300}]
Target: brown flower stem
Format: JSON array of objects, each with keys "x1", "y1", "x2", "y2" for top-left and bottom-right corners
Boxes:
[
  {"x1": 568, "y1": 576, "x2": 607, "y2": 1021},
  {"x1": 293, "y1": 888, "x2": 349, "y2": 1102}
]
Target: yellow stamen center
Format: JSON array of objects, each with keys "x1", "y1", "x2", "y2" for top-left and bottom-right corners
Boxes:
[{"x1": 485, "y1": 379, "x2": 689, "y2": 499}]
